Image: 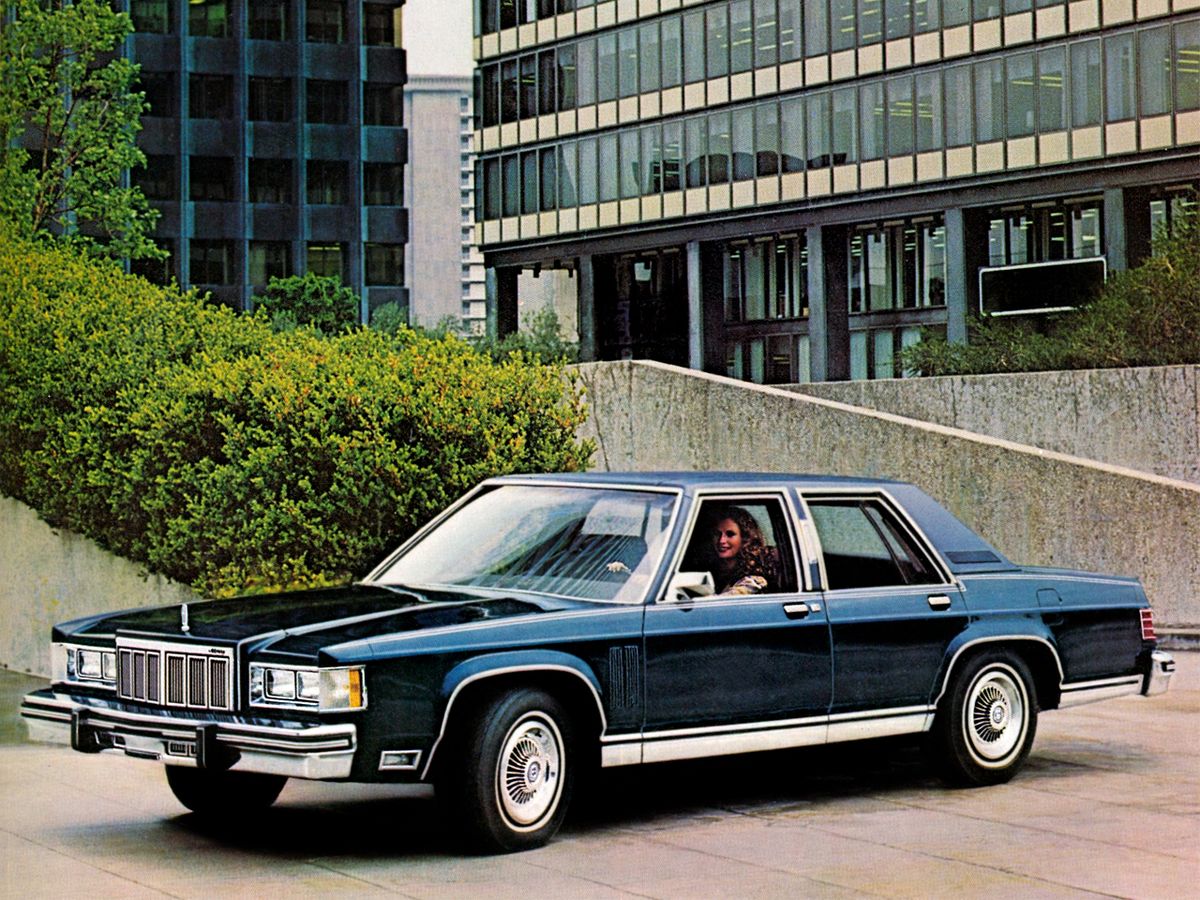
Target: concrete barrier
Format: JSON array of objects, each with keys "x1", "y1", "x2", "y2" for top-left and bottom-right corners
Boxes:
[
  {"x1": 0, "y1": 496, "x2": 198, "y2": 677},
  {"x1": 783, "y1": 365, "x2": 1199, "y2": 484},
  {"x1": 575, "y1": 360, "x2": 1200, "y2": 627}
]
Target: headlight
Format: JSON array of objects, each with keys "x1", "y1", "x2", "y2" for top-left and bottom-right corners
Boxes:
[
  {"x1": 54, "y1": 643, "x2": 117, "y2": 688},
  {"x1": 249, "y1": 664, "x2": 365, "y2": 711}
]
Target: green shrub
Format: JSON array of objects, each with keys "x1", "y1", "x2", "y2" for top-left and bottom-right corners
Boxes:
[
  {"x1": 0, "y1": 229, "x2": 594, "y2": 595},
  {"x1": 474, "y1": 306, "x2": 580, "y2": 364},
  {"x1": 903, "y1": 202, "x2": 1200, "y2": 376},
  {"x1": 251, "y1": 273, "x2": 360, "y2": 335}
]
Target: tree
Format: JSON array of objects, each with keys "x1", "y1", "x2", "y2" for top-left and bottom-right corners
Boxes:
[
  {"x1": 0, "y1": 0, "x2": 161, "y2": 261},
  {"x1": 252, "y1": 273, "x2": 361, "y2": 334}
]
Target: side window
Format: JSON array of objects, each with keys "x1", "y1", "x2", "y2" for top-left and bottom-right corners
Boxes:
[
  {"x1": 808, "y1": 498, "x2": 941, "y2": 590},
  {"x1": 679, "y1": 497, "x2": 798, "y2": 595}
]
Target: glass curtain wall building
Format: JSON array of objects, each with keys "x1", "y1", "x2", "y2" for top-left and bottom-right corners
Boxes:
[
  {"x1": 123, "y1": 0, "x2": 409, "y2": 319},
  {"x1": 472, "y1": 0, "x2": 1199, "y2": 382}
]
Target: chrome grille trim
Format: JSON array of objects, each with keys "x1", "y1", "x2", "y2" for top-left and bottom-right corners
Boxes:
[{"x1": 116, "y1": 638, "x2": 234, "y2": 712}]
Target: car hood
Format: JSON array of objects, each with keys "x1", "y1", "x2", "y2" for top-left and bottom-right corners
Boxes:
[{"x1": 66, "y1": 584, "x2": 582, "y2": 655}]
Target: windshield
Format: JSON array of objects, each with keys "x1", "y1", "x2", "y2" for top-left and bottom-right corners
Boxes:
[{"x1": 373, "y1": 484, "x2": 678, "y2": 603}]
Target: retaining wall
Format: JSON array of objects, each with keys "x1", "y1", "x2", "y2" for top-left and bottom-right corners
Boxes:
[
  {"x1": 784, "y1": 365, "x2": 1199, "y2": 484},
  {"x1": 576, "y1": 360, "x2": 1200, "y2": 627},
  {"x1": 0, "y1": 496, "x2": 198, "y2": 676}
]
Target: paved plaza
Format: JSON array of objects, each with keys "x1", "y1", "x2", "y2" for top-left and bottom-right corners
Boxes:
[{"x1": 1, "y1": 653, "x2": 1196, "y2": 898}]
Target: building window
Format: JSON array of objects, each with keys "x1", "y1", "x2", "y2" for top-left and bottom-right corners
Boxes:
[
  {"x1": 577, "y1": 38, "x2": 596, "y2": 106},
  {"x1": 249, "y1": 0, "x2": 291, "y2": 40},
  {"x1": 130, "y1": 239, "x2": 174, "y2": 285},
  {"x1": 726, "y1": 333, "x2": 811, "y2": 385},
  {"x1": 130, "y1": 0, "x2": 172, "y2": 35},
  {"x1": 306, "y1": 242, "x2": 346, "y2": 280},
  {"x1": 1149, "y1": 186, "x2": 1199, "y2": 241},
  {"x1": 189, "y1": 75, "x2": 232, "y2": 119},
  {"x1": 138, "y1": 72, "x2": 175, "y2": 118},
  {"x1": 190, "y1": 240, "x2": 234, "y2": 284},
  {"x1": 723, "y1": 235, "x2": 809, "y2": 323},
  {"x1": 1178, "y1": 21, "x2": 1200, "y2": 112},
  {"x1": 363, "y1": 3, "x2": 396, "y2": 46},
  {"x1": 986, "y1": 198, "x2": 1103, "y2": 266},
  {"x1": 849, "y1": 326, "x2": 926, "y2": 380},
  {"x1": 365, "y1": 243, "x2": 403, "y2": 285},
  {"x1": 597, "y1": 32, "x2": 617, "y2": 103},
  {"x1": 249, "y1": 158, "x2": 294, "y2": 203},
  {"x1": 306, "y1": 0, "x2": 346, "y2": 43},
  {"x1": 306, "y1": 79, "x2": 347, "y2": 124},
  {"x1": 1037, "y1": 46, "x2": 1066, "y2": 133},
  {"x1": 248, "y1": 77, "x2": 293, "y2": 122},
  {"x1": 188, "y1": 0, "x2": 229, "y2": 39},
  {"x1": 1071, "y1": 40, "x2": 1102, "y2": 127},
  {"x1": 134, "y1": 155, "x2": 175, "y2": 200},
  {"x1": 306, "y1": 160, "x2": 348, "y2": 204},
  {"x1": 363, "y1": 84, "x2": 402, "y2": 126},
  {"x1": 1106, "y1": 32, "x2": 1136, "y2": 122},
  {"x1": 363, "y1": 163, "x2": 403, "y2": 205},
  {"x1": 1139, "y1": 26, "x2": 1172, "y2": 119},
  {"x1": 249, "y1": 241, "x2": 292, "y2": 285},
  {"x1": 189, "y1": 156, "x2": 235, "y2": 202},
  {"x1": 849, "y1": 218, "x2": 946, "y2": 313}
]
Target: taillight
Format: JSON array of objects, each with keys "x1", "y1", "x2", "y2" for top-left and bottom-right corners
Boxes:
[{"x1": 1140, "y1": 608, "x2": 1157, "y2": 641}]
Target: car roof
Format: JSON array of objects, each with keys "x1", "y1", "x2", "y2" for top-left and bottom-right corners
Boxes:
[{"x1": 492, "y1": 471, "x2": 906, "y2": 490}]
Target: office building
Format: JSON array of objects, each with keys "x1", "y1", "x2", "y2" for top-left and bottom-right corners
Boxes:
[
  {"x1": 472, "y1": 0, "x2": 1199, "y2": 382},
  {"x1": 123, "y1": 0, "x2": 408, "y2": 319},
  {"x1": 404, "y1": 75, "x2": 488, "y2": 332}
]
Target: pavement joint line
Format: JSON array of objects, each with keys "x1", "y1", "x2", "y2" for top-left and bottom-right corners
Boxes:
[
  {"x1": 866, "y1": 791, "x2": 1197, "y2": 864},
  {"x1": 522, "y1": 854, "x2": 660, "y2": 899},
  {"x1": 304, "y1": 858, "x2": 418, "y2": 897},
  {"x1": 0, "y1": 824, "x2": 183, "y2": 899}
]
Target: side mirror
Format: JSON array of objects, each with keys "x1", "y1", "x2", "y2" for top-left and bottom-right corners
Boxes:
[{"x1": 666, "y1": 571, "x2": 715, "y2": 602}]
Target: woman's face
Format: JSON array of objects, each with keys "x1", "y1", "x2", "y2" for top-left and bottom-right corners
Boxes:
[{"x1": 713, "y1": 518, "x2": 742, "y2": 561}]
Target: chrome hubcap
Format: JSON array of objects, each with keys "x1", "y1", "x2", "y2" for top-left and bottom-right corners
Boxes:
[
  {"x1": 497, "y1": 714, "x2": 563, "y2": 829},
  {"x1": 965, "y1": 667, "x2": 1025, "y2": 764}
]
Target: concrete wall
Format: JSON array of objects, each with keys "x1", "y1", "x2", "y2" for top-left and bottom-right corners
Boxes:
[
  {"x1": 576, "y1": 361, "x2": 1200, "y2": 628},
  {"x1": 0, "y1": 496, "x2": 198, "y2": 677},
  {"x1": 784, "y1": 365, "x2": 1200, "y2": 484}
]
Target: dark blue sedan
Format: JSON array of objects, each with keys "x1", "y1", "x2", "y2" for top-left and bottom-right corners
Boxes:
[{"x1": 22, "y1": 472, "x2": 1175, "y2": 851}]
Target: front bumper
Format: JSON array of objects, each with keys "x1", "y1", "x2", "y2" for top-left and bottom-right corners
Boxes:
[
  {"x1": 21, "y1": 689, "x2": 357, "y2": 780},
  {"x1": 1142, "y1": 649, "x2": 1175, "y2": 696}
]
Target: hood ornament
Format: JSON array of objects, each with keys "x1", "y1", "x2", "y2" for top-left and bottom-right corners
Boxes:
[{"x1": 181, "y1": 602, "x2": 190, "y2": 633}]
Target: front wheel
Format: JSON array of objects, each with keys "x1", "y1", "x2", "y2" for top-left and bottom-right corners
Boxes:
[
  {"x1": 932, "y1": 651, "x2": 1038, "y2": 786},
  {"x1": 165, "y1": 766, "x2": 287, "y2": 816},
  {"x1": 444, "y1": 688, "x2": 574, "y2": 853}
]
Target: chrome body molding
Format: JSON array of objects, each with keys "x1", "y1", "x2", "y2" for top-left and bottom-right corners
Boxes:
[
  {"x1": 1057, "y1": 675, "x2": 1144, "y2": 708},
  {"x1": 20, "y1": 690, "x2": 356, "y2": 780},
  {"x1": 1143, "y1": 650, "x2": 1175, "y2": 697},
  {"x1": 598, "y1": 705, "x2": 934, "y2": 767}
]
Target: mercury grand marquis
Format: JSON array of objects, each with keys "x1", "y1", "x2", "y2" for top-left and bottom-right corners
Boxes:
[{"x1": 22, "y1": 473, "x2": 1175, "y2": 851}]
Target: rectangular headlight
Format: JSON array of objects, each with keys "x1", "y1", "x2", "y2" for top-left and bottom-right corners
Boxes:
[
  {"x1": 320, "y1": 667, "x2": 367, "y2": 711},
  {"x1": 265, "y1": 667, "x2": 297, "y2": 700},
  {"x1": 249, "y1": 663, "x2": 320, "y2": 708},
  {"x1": 77, "y1": 648, "x2": 104, "y2": 679},
  {"x1": 56, "y1": 644, "x2": 117, "y2": 687}
]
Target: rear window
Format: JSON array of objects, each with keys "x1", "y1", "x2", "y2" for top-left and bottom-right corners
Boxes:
[{"x1": 807, "y1": 497, "x2": 942, "y2": 590}]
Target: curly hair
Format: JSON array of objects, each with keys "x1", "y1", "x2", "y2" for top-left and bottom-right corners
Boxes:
[{"x1": 706, "y1": 505, "x2": 775, "y2": 590}]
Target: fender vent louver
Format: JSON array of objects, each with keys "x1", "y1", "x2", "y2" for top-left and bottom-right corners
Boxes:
[{"x1": 607, "y1": 645, "x2": 640, "y2": 709}]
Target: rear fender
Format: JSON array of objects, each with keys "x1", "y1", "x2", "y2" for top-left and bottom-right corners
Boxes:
[{"x1": 933, "y1": 619, "x2": 1063, "y2": 710}]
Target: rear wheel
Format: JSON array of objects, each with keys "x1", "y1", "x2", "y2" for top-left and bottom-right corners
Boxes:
[
  {"x1": 165, "y1": 766, "x2": 287, "y2": 816},
  {"x1": 443, "y1": 688, "x2": 574, "y2": 853},
  {"x1": 932, "y1": 651, "x2": 1038, "y2": 786}
]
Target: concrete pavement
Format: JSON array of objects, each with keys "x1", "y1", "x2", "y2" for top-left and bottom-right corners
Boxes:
[{"x1": 1, "y1": 654, "x2": 1197, "y2": 898}]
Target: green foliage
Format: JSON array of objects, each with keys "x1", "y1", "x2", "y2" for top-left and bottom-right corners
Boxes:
[
  {"x1": 0, "y1": 0, "x2": 161, "y2": 261},
  {"x1": 251, "y1": 273, "x2": 360, "y2": 335},
  {"x1": 367, "y1": 301, "x2": 411, "y2": 336},
  {"x1": 0, "y1": 229, "x2": 594, "y2": 596},
  {"x1": 903, "y1": 203, "x2": 1200, "y2": 376},
  {"x1": 474, "y1": 306, "x2": 580, "y2": 364}
]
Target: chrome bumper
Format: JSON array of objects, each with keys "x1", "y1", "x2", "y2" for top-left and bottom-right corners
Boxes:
[
  {"x1": 1142, "y1": 650, "x2": 1175, "y2": 696},
  {"x1": 21, "y1": 689, "x2": 356, "y2": 780}
]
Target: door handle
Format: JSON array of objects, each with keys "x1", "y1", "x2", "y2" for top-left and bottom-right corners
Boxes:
[
  {"x1": 783, "y1": 602, "x2": 810, "y2": 619},
  {"x1": 927, "y1": 594, "x2": 952, "y2": 610}
]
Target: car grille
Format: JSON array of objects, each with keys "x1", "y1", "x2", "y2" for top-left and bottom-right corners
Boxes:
[{"x1": 116, "y1": 639, "x2": 235, "y2": 712}]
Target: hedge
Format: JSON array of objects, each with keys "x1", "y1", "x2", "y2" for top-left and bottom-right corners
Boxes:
[{"x1": 0, "y1": 230, "x2": 594, "y2": 595}]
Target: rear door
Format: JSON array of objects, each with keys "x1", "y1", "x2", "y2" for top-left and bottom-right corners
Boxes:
[{"x1": 802, "y1": 492, "x2": 965, "y2": 736}]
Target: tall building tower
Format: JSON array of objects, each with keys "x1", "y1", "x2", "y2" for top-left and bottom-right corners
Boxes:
[
  {"x1": 404, "y1": 75, "x2": 488, "y2": 332},
  {"x1": 472, "y1": 1, "x2": 1198, "y2": 383},
  {"x1": 122, "y1": 0, "x2": 409, "y2": 320}
]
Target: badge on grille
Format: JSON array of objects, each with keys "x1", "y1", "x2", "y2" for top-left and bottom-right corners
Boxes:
[{"x1": 181, "y1": 602, "x2": 189, "y2": 634}]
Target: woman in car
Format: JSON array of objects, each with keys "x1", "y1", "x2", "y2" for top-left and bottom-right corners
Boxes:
[{"x1": 708, "y1": 505, "x2": 775, "y2": 595}]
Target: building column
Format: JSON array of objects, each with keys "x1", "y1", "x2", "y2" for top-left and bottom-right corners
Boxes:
[
  {"x1": 1104, "y1": 187, "x2": 1128, "y2": 274},
  {"x1": 944, "y1": 207, "x2": 969, "y2": 344},
  {"x1": 577, "y1": 255, "x2": 597, "y2": 362},
  {"x1": 487, "y1": 266, "x2": 519, "y2": 339},
  {"x1": 686, "y1": 241, "x2": 703, "y2": 370},
  {"x1": 806, "y1": 226, "x2": 828, "y2": 382}
]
